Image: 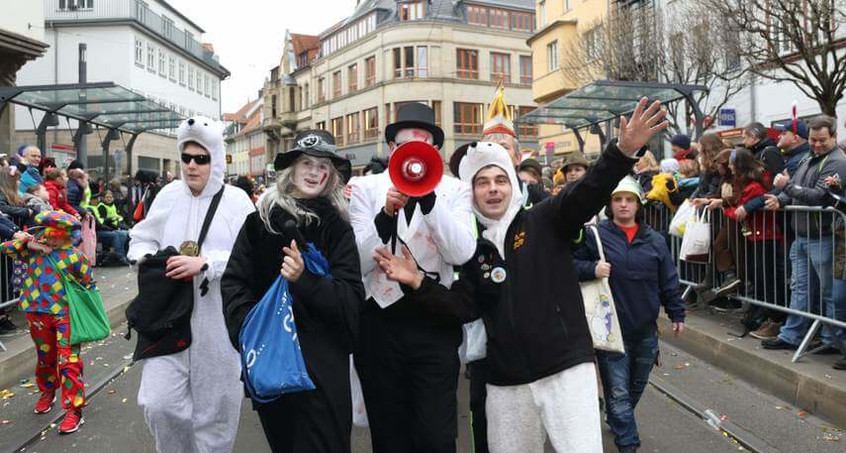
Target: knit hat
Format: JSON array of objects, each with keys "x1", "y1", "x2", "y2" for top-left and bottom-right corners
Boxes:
[
  {"x1": 611, "y1": 176, "x2": 645, "y2": 203},
  {"x1": 482, "y1": 86, "x2": 516, "y2": 138},
  {"x1": 34, "y1": 210, "x2": 81, "y2": 244},
  {"x1": 671, "y1": 134, "x2": 691, "y2": 150}
]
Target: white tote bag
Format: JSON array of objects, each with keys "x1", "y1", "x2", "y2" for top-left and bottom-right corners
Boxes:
[
  {"x1": 669, "y1": 200, "x2": 695, "y2": 238},
  {"x1": 579, "y1": 226, "x2": 625, "y2": 354},
  {"x1": 680, "y1": 209, "x2": 711, "y2": 262},
  {"x1": 349, "y1": 356, "x2": 369, "y2": 428}
]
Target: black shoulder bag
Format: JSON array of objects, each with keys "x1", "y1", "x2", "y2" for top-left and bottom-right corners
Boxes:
[{"x1": 126, "y1": 187, "x2": 225, "y2": 360}]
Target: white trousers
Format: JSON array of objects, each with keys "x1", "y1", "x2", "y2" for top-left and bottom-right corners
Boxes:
[{"x1": 486, "y1": 362, "x2": 603, "y2": 453}]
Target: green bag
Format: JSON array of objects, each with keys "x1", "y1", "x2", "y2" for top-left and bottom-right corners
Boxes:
[{"x1": 48, "y1": 256, "x2": 110, "y2": 345}]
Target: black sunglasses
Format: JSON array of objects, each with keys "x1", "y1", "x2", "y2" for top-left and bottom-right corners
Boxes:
[{"x1": 181, "y1": 153, "x2": 211, "y2": 165}]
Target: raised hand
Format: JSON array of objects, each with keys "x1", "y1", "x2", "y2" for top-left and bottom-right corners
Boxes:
[
  {"x1": 374, "y1": 246, "x2": 423, "y2": 289},
  {"x1": 617, "y1": 97, "x2": 669, "y2": 156}
]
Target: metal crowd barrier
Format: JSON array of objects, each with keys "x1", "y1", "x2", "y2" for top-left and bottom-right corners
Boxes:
[
  {"x1": 0, "y1": 254, "x2": 19, "y2": 352},
  {"x1": 643, "y1": 201, "x2": 846, "y2": 363}
]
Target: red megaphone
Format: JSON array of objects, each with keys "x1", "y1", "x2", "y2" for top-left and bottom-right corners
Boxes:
[{"x1": 389, "y1": 141, "x2": 444, "y2": 197}]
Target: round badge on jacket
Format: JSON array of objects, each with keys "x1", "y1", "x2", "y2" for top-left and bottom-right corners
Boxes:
[{"x1": 491, "y1": 267, "x2": 507, "y2": 283}]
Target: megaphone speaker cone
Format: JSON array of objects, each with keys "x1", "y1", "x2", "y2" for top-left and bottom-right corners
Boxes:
[{"x1": 389, "y1": 141, "x2": 444, "y2": 197}]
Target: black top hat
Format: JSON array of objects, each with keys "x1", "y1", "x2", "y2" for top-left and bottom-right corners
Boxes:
[
  {"x1": 274, "y1": 129, "x2": 352, "y2": 182},
  {"x1": 385, "y1": 103, "x2": 444, "y2": 149}
]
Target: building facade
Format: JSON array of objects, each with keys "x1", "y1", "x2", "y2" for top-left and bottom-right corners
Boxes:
[
  {"x1": 13, "y1": 0, "x2": 229, "y2": 177},
  {"x1": 528, "y1": 0, "x2": 609, "y2": 157},
  {"x1": 224, "y1": 98, "x2": 265, "y2": 178},
  {"x1": 0, "y1": 0, "x2": 49, "y2": 153},
  {"x1": 263, "y1": 0, "x2": 538, "y2": 174}
]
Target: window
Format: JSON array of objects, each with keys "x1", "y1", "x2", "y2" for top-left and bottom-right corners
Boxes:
[
  {"x1": 188, "y1": 66, "x2": 195, "y2": 91},
  {"x1": 212, "y1": 79, "x2": 218, "y2": 100},
  {"x1": 510, "y1": 12, "x2": 534, "y2": 32},
  {"x1": 158, "y1": 49, "x2": 166, "y2": 76},
  {"x1": 348, "y1": 64, "x2": 358, "y2": 92},
  {"x1": 146, "y1": 43, "x2": 155, "y2": 71},
  {"x1": 185, "y1": 31, "x2": 194, "y2": 51},
  {"x1": 385, "y1": 103, "x2": 392, "y2": 127},
  {"x1": 333, "y1": 71, "x2": 342, "y2": 98},
  {"x1": 457, "y1": 49, "x2": 479, "y2": 79},
  {"x1": 365, "y1": 56, "x2": 376, "y2": 86},
  {"x1": 135, "y1": 0, "x2": 148, "y2": 22},
  {"x1": 399, "y1": 1, "x2": 425, "y2": 21},
  {"x1": 468, "y1": 5, "x2": 488, "y2": 26},
  {"x1": 206, "y1": 75, "x2": 212, "y2": 98},
  {"x1": 304, "y1": 83, "x2": 310, "y2": 107},
  {"x1": 196, "y1": 70, "x2": 203, "y2": 95},
  {"x1": 564, "y1": 0, "x2": 570, "y2": 11},
  {"x1": 332, "y1": 117, "x2": 345, "y2": 146},
  {"x1": 59, "y1": 0, "x2": 94, "y2": 9},
  {"x1": 316, "y1": 121, "x2": 326, "y2": 131},
  {"x1": 453, "y1": 102, "x2": 483, "y2": 134},
  {"x1": 162, "y1": 16, "x2": 174, "y2": 38},
  {"x1": 547, "y1": 40, "x2": 559, "y2": 71},
  {"x1": 539, "y1": 1, "x2": 546, "y2": 27},
  {"x1": 491, "y1": 52, "x2": 511, "y2": 83},
  {"x1": 135, "y1": 39, "x2": 144, "y2": 66},
  {"x1": 346, "y1": 113, "x2": 361, "y2": 144},
  {"x1": 432, "y1": 101, "x2": 442, "y2": 127},
  {"x1": 363, "y1": 107, "x2": 379, "y2": 139},
  {"x1": 318, "y1": 77, "x2": 326, "y2": 102},
  {"x1": 288, "y1": 87, "x2": 296, "y2": 112},
  {"x1": 168, "y1": 55, "x2": 176, "y2": 81},
  {"x1": 519, "y1": 55, "x2": 532, "y2": 84},
  {"x1": 393, "y1": 48, "x2": 402, "y2": 78},
  {"x1": 271, "y1": 95, "x2": 278, "y2": 118},
  {"x1": 178, "y1": 60, "x2": 186, "y2": 86},
  {"x1": 489, "y1": 8, "x2": 508, "y2": 29},
  {"x1": 417, "y1": 47, "x2": 428, "y2": 77},
  {"x1": 404, "y1": 46, "x2": 415, "y2": 77},
  {"x1": 585, "y1": 28, "x2": 600, "y2": 62},
  {"x1": 518, "y1": 106, "x2": 538, "y2": 137}
]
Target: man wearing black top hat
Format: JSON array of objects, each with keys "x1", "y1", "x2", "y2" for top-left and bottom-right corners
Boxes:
[{"x1": 348, "y1": 103, "x2": 476, "y2": 453}]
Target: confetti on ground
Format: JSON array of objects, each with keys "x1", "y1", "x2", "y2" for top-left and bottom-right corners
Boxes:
[
  {"x1": 19, "y1": 383, "x2": 34, "y2": 389},
  {"x1": 0, "y1": 390, "x2": 15, "y2": 399},
  {"x1": 121, "y1": 398, "x2": 127, "y2": 403},
  {"x1": 674, "y1": 364, "x2": 687, "y2": 370},
  {"x1": 798, "y1": 411, "x2": 806, "y2": 418},
  {"x1": 107, "y1": 389, "x2": 116, "y2": 395},
  {"x1": 1, "y1": 419, "x2": 11, "y2": 425},
  {"x1": 822, "y1": 433, "x2": 840, "y2": 442},
  {"x1": 123, "y1": 354, "x2": 133, "y2": 360}
]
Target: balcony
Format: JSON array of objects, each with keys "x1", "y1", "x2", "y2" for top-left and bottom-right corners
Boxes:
[{"x1": 44, "y1": 0, "x2": 225, "y2": 73}]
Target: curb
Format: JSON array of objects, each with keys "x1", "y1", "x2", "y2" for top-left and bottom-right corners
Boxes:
[
  {"x1": 657, "y1": 315, "x2": 846, "y2": 429},
  {"x1": 0, "y1": 294, "x2": 135, "y2": 391}
]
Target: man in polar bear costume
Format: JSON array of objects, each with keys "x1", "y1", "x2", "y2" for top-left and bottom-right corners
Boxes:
[{"x1": 128, "y1": 116, "x2": 255, "y2": 453}]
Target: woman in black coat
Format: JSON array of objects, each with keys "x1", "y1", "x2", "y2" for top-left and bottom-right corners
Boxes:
[{"x1": 221, "y1": 130, "x2": 363, "y2": 453}]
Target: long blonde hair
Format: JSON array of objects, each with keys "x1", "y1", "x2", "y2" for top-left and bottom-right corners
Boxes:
[{"x1": 257, "y1": 155, "x2": 348, "y2": 234}]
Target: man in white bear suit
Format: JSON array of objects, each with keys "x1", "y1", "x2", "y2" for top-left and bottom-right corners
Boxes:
[{"x1": 128, "y1": 117, "x2": 255, "y2": 453}]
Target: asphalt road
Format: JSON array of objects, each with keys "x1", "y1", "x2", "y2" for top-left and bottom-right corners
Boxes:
[{"x1": 1, "y1": 333, "x2": 842, "y2": 453}]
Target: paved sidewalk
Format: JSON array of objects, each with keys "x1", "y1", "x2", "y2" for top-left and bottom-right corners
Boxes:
[
  {"x1": 0, "y1": 266, "x2": 137, "y2": 389},
  {"x1": 658, "y1": 306, "x2": 846, "y2": 428}
]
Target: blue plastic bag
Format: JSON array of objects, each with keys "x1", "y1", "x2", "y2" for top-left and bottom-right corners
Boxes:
[{"x1": 239, "y1": 243, "x2": 331, "y2": 403}]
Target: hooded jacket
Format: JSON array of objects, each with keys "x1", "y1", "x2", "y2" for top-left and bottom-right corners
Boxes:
[
  {"x1": 783, "y1": 142, "x2": 811, "y2": 177},
  {"x1": 402, "y1": 141, "x2": 638, "y2": 386},
  {"x1": 574, "y1": 220, "x2": 685, "y2": 338},
  {"x1": 44, "y1": 180, "x2": 78, "y2": 217},
  {"x1": 776, "y1": 146, "x2": 846, "y2": 237},
  {"x1": 749, "y1": 137, "x2": 785, "y2": 179}
]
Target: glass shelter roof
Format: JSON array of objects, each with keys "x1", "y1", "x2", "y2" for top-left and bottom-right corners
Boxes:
[
  {"x1": 0, "y1": 82, "x2": 184, "y2": 134},
  {"x1": 516, "y1": 80, "x2": 708, "y2": 130}
]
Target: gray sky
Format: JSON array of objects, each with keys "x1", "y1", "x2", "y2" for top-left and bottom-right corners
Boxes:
[{"x1": 168, "y1": 0, "x2": 356, "y2": 114}]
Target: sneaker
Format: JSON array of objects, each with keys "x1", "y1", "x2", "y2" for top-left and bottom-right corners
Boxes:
[
  {"x1": 34, "y1": 392, "x2": 56, "y2": 414},
  {"x1": 812, "y1": 345, "x2": 842, "y2": 355},
  {"x1": 58, "y1": 410, "x2": 84, "y2": 434},
  {"x1": 0, "y1": 318, "x2": 18, "y2": 336},
  {"x1": 761, "y1": 338, "x2": 797, "y2": 350},
  {"x1": 833, "y1": 356, "x2": 846, "y2": 370},
  {"x1": 750, "y1": 321, "x2": 782, "y2": 340},
  {"x1": 710, "y1": 298, "x2": 742, "y2": 313},
  {"x1": 714, "y1": 277, "x2": 741, "y2": 297}
]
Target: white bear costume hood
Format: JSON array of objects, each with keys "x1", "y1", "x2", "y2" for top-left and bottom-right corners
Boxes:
[{"x1": 176, "y1": 116, "x2": 226, "y2": 199}]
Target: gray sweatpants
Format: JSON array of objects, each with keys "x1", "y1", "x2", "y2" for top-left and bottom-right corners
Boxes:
[{"x1": 486, "y1": 362, "x2": 603, "y2": 453}]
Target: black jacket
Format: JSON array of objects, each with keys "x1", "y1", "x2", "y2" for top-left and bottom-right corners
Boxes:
[
  {"x1": 0, "y1": 191, "x2": 31, "y2": 227},
  {"x1": 221, "y1": 198, "x2": 365, "y2": 400},
  {"x1": 690, "y1": 170, "x2": 721, "y2": 199},
  {"x1": 749, "y1": 138, "x2": 785, "y2": 178},
  {"x1": 776, "y1": 147, "x2": 846, "y2": 236},
  {"x1": 403, "y1": 142, "x2": 637, "y2": 386}
]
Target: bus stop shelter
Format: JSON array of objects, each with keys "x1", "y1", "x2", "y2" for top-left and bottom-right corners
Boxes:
[
  {"x1": 0, "y1": 82, "x2": 183, "y2": 178},
  {"x1": 516, "y1": 80, "x2": 709, "y2": 155}
]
